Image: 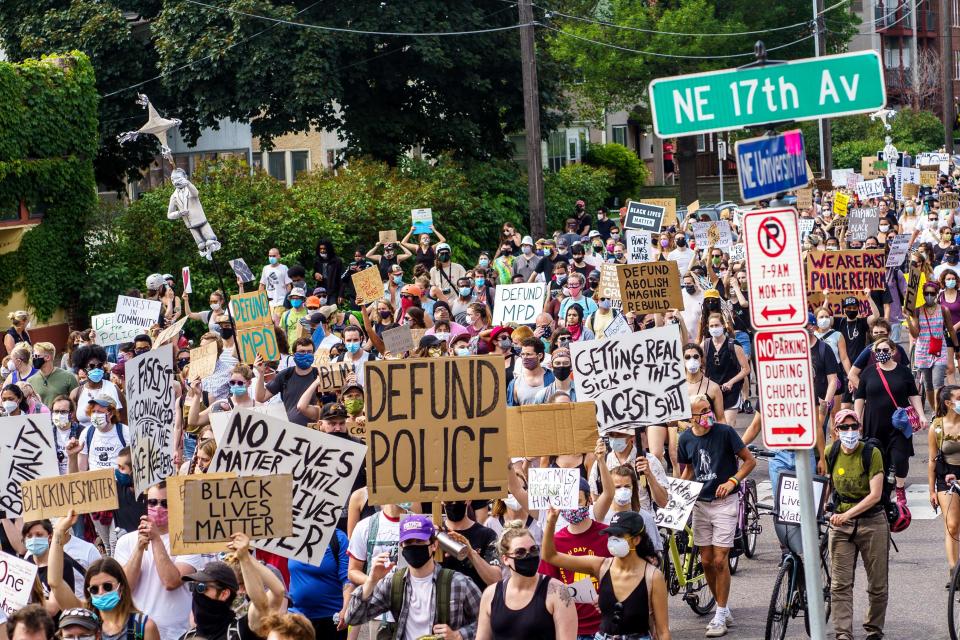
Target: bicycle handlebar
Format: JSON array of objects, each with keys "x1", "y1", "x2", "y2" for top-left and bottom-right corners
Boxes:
[{"x1": 747, "y1": 444, "x2": 777, "y2": 458}]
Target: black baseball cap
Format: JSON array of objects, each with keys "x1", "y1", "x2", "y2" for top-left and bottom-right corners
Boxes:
[
  {"x1": 601, "y1": 511, "x2": 647, "y2": 537},
  {"x1": 842, "y1": 296, "x2": 859, "y2": 308},
  {"x1": 319, "y1": 402, "x2": 348, "y2": 420},
  {"x1": 182, "y1": 561, "x2": 239, "y2": 592}
]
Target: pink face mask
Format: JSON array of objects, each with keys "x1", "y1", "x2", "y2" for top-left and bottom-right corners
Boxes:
[{"x1": 148, "y1": 506, "x2": 168, "y2": 528}]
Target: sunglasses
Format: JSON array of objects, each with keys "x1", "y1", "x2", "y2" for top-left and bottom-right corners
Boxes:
[
  {"x1": 556, "y1": 337, "x2": 570, "y2": 344},
  {"x1": 88, "y1": 582, "x2": 118, "y2": 595},
  {"x1": 684, "y1": 354, "x2": 700, "y2": 360},
  {"x1": 229, "y1": 380, "x2": 247, "y2": 386},
  {"x1": 146, "y1": 499, "x2": 168, "y2": 508},
  {"x1": 508, "y1": 544, "x2": 540, "y2": 559},
  {"x1": 186, "y1": 582, "x2": 218, "y2": 594},
  {"x1": 85, "y1": 362, "x2": 103, "y2": 371},
  {"x1": 836, "y1": 422, "x2": 860, "y2": 431}
]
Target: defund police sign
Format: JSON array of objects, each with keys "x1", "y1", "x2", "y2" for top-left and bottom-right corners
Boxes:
[{"x1": 735, "y1": 130, "x2": 808, "y2": 202}]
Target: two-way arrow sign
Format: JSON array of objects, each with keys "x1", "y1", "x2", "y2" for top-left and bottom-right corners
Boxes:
[{"x1": 760, "y1": 305, "x2": 798, "y2": 321}]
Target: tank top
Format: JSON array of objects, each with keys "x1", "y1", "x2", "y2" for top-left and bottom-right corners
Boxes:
[
  {"x1": 549, "y1": 454, "x2": 588, "y2": 481},
  {"x1": 489, "y1": 575, "x2": 555, "y2": 640},
  {"x1": 941, "y1": 433, "x2": 960, "y2": 466},
  {"x1": 916, "y1": 305, "x2": 946, "y2": 368},
  {"x1": 597, "y1": 566, "x2": 650, "y2": 635},
  {"x1": 513, "y1": 373, "x2": 545, "y2": 405},
  {"x1": 704, "y1": 337, "x2": 740, "y2": 389},
  {"x1": 939, "y1": 290, "x2": 960, "y2": 322},
  {"x1": 5, "y1": 327, "x2": 30, "y2": 348}
]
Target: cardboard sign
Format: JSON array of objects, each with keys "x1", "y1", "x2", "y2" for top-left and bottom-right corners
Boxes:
[
  {"x1": 169, "y1": 472, "x2": 238, "y2": 555},
  {"x1": 775, "y1": 472, "x2": 827, "y2": 526},
  {"x1": 885, "y1": 233, "x2": 912, "y2": 267},
  {"x1": 903, "y1": 264, "x2": 922, "y2": 311},
  {"x1": 115, "y1": 295, "x2": 162, "y2": 331},
  {"x1": 92, "y1": 313, "x2": 140, "y2": 347},
  {"x1": 230, "y1": 291, "x2": 280, "y2": 364},
  {"x1": 492, "y1": 283, "x2": 549, "y2": 326},
  {"x1": 188, "y1": 340, "x2": 219, "y2": 381},
  {"x1": 902, "y1": 182, "x2": 919, "y2": 199},
  {"x1": 641, "y1": 198, "x2": 677, "y2": 228},
  {"x1": 182, "y1": 267, "x2": 192, "y2": 294},
  {"x1": 654, "y1": 478, "x2": 704, "y2": 530},
  {"x1": 604, "y1": 313, "x2": 631, "y2": 337},
  {"x1": 126, "y1": 348, "x2": 176, "y2": 496},
  {"x1": 382, "y1": 325, "x2": 413, "y2": 355},
  {"x1": 364, "y1": 356, "x2": 507, "y2": 505},
  {"x1": 686, "y1": 200, "x2": 700, "y2": 215},
  {"x1": 411, "y1": 328, "x2": 428, "y2": 349},
  {"x1": 691, "y1": 220, "x2": 733, "y2": 249},
  {"x1": 921, "y1": 170, "x2": 939, "y2": 186},
  {"x1": 352, "y1": 267, "x2": 383, "y2": 305},
  {"x1": 0, "y1": 552, "x2": 38, "y2": 616},
  {"x1": 567, "y1": 577, "x2": 598, "y2": 604},
  {"x1": 379, "y1": 230, "x2": 398, "y2": 245},
  {"x1": 411, "y1": 208, "x2": 433, "y2": 234},
  {"x1": 527, "y1": 467, "x2": 580, "y2": 510},
  {"x1": 624, "y1": 200, "x2": 664, "y2": 233},
  {"x1": 212, "y1": 409, "x2": 366, "y2": 565},
  {"x1": 0, "y1": 416, "x2": 60, "y2": 517},
  {"x1": 616, "y1": 262, "x2": 684, "y2": 314},
  {"x1": 569, "y1": 324, "x2": 690, "y2": 434},
  {"x1": 625, "y1": 230, "x2": 652, "y2": 264},
  {"x1": 833, "y1": 192, "x2": 850, "y2": 216},
  {"x1": 154, "y1": 316, "x2": 188, "y2": 347},
  {"x1": 805, "y1": 292, "x2": 871, "y2": 318},
  {"x1": 805, "y1": 250, "x2": 885, "y2": 294},
  {"x1": 861, "y1": 156, "x2": 881, "y2": 179},
  {"x1": 505, "y1": 402, "x2": 598, "y2": 457},
  {"x1": 21, "y1": 468, "x2": 118, "y2": 520},
  {"x1": 796, "y1": 188, "x2": 813, "y2": 211},
  {"x1": 895, "y1": 166, "x2": 920, "y2": 201},
  {"x1": 594, "y1": 263, "x2": 622, "y2": 310},
  {"x1": 942, "y1": 192, "x2": 960, "y2": 209},
  {"x1": 182, "y1": 474, "x2": 294, "y2": 543},
  {"x1": 846, "y1": 207, "x2": 878, "y2": 242},
  {"x1": 229, "y1": 258, "x2": 256, "y2": 283},
  {"x1": 855, "y1": 178, "x2": 885, "y2": 200},
  {"x1": 814, "y1": 179, "x2": 833, "y2": 193},
  {"x1": 315, "y1": 362, "x2": 355, "y2": 392}
]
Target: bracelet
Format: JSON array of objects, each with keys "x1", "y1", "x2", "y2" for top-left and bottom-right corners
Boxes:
[{"x1": 728, "y1": 477, "x2": 740, "y2": 487}]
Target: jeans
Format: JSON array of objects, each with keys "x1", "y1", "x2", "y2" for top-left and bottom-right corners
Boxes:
[
  {"x1": 734, "y1": 330, "x2": 753, "y2": 359},
  {"x1": 829, "y1": 510, "x2": 889, "y2": 640}
]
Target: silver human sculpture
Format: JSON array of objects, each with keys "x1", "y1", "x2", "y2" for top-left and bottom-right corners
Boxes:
[
  {"x1": 882, "y1": 135, "x2": 899, "y2": 177},
  {"x1": 167, "y1": 169, "x2": 221, "y2": 260},
  {"x1": 117, "y1": 94, "x2": 182, "y2": 162}
]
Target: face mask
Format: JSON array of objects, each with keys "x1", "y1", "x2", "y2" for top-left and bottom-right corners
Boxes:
[
  {"x1": 401, "y1": 544, "x2": 433, "y2": 569},
  {"x1": 613, "y1": 488, "x2": 633, "y2": 507},
  {"x1": 953, "y1": 400, "x2": 960, "y2": 415},
  {"x1": 148, "y1": 506, "x2": 168, "y2": 528},
  {"x1": 2, "y1": 400, "x2": 18, "y2": 415},
  {"x1": 606, "y1": 536, "x2": 631, "y2": 558},
  {"x1": 875, "y1": 349, "x2": 893, "y2": 363},
  {"x1": 438, "y1": 252, "x2": 451, "y2": 262},
  {"x1": 610, "y1": 233, "x2": 620, "y2": 241},
  {"x1": 31, "y1": 356, "x2": 45, "y2": 369},
  {"x1": 455, "y1": 347, "x2": 471, "y2": 357},
  {"x1": 293, "y1": 353, "x2": 314, "y2": 370},
  {"x1": 676, "y1": 237, "x2": 687, "y2": 247},
  {"x1": 210, "y1": 303, "x2": 221, "y2": 312},
  {"x1": 568, "y1": 285, "x2": 581, "y2": 296},
  {"x1": 459, "y1": 287, "x2": 472, "y2": 298},
  {"x1": 595, "y1": 298, "x2": 612, "y2": 311},
  {"x1": 879, "y1": 225, "x2": 889, "y2": 233},
  {"x1": 92, "y1": 589, "x2": 121, "y2": 612},
  {"x1": 475, "y1": 278, "x2": 486, "y2": 287},
  {"x1": 844, "y1": 309, "x2": 858, "y2": 320},
  {"x1": 479, "y1": 258, "x2": 490, "y2": 268},
  {"x1": 178, "y1": 358, "x2": 190, "y2": 370},
  {"x1": 87, "y1": 368, "x2": 104, "y2": 384},
  {"x1": 91, "y1": 413, "x2": 109, "y2": 429},
  {"x1": 115, "y1": 469, "x2": 133, "y2": 487},
  {"x1": 378, "y1": 310, "x2": 393, "y2": 320},
  {"x1": 25, "y1": 537, "x2": 49, "y2": 556},
  {"x1": 445, "y1": 501, "x2": 468, "y2": 522},
  {"x1": 682, "y1": 284, "x2": 696, "y2": 296},
  {"x1": 609, "y1": 437, "x2": 628, "y2": 453},
  {"x1": 392, "y1": 275, "x2": 404, "y2": 286},
  {"x1": 552, "y1": 365, "x2": 571, "y2": 381},
  {"x1": 230, "y1": 384, "x2": 247, "y2": 397},
  {"x1": 711, "y1": 256, "x2": 722, "y2": 266},
  {"x1": 708, "y1": 326, "x2": 724, "y2": 338},
  {"x1": 52, "y1": 412, "x2": 70, "y2": 429},
  {"x1": 504, "y1": 494, "x2": 522, "y2": 511},
  {"x1": 511, "y1": 554, "x2": 541, "y2": 577},
  {"x1": 925, "y1": 294, "x2": 938, "y2": 306},
  {"x1": 685, "y1": 358, "x2": 701, "y2": 374},
  {"x1": 435, "y1": 332, "x2": 451, "y2": 344},
  {"x1": 522, "y1": 246, "x2": 533, "y2": 256},
  {"x1": 522, "y1": 356, "x2": 539, "y2": 370},
  {"x1": 698, "y1": 412, "x2": 715, "y2": 429},
  {"x1": 838, "y1": 430, "x2": 860, "y2": 449},
  {"x1": 346, "y1": 342, "x2": 361, "y2": 354},
  {"x1": 817, "y1": 317, "x2": 832, "y2": 330},
  {"x1": 560, "y1": 505, "x2": 590, "y2": 525},
  {"x1": 268, "y1": 256, "x2": 279, "y2": 265},
  {"x1": 192, "y1": 592, "x2": 236, "y2": 636},
  {"x1": 344, "y1": 398, "x2": 364, "y2": 416}
]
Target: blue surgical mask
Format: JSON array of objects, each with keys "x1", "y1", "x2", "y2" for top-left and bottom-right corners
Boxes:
[
  {"x1": 92, "y1": 590, "x2": 121, "y2": 611},
  {"x1": 346, "y1": 342, "x2": 361, "y2": 354},
  {"x1": 609, "y1": 437, "x2": 628, "y2": 453},
  {"x1": 479, "y1": 258, "x2": 490, "y2": 268},
  {"x1": 475, "y1": 278, "x2": 486, "y2": 287},
  {"x1": 393, "y1": 275, "x2": 403, "y2": 285},
  {"x1": 87, "y1": 368, "x2": 104, "y2": 384},
  {"x1": 25, "y1": 537, "x2": 49, "y2": 556},
  {"x1": 459, "y1": 287, "x2": 472, "y2": 297},
  {"x1": 268, "y1": 256, "x2": 279, "y2": 265},
  {"x1": 293, "y1": 353, "x2": 314, "y2": 369},
  {"x1": 230, "y1": 384, "x2": 247, "y2": 397},
  {"x1": 291, "y1": 298, "x2": 303, "y2": 309},
  {"x1": 455, "y1": 347, "x2": 471, "y2": 357}
]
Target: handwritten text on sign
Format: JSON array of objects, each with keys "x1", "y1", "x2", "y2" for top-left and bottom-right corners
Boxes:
[
  {"x1": 492, "y1": 283, "x2": 549, "y2": 325},
  {"x1": 570, "y1": 324, "x2": 690, "y2": 434},
  {"x1": 230, "y1": 290, "x2": 279, "y2": 363},
  {"x1": 527, "y1": 467, "x2": 580, "y2": 510},
  {"x1": 212, "y1": 410, "x2": 366, "y2": 565},
  {"x1": 0, "y1": 416, "x2": 60, "y2": 517},
  {"x1": 616, "y1": 262, "x2": 684, "y2": 314},
  {"x1": 0, "y1": 552, "x2": 38, "y2": 616},
  {"x1": 126, "y1": 348, "x2": 176, "y2": 496},
  {"x1": 654, "y1": 478, "x2": 704, "y2": 530},
  {"x1": 115, "y1": 296, "x2": 162, "y2": 330},
  {"x1": 775, "y1": 472, "x2": 827, "y2": 526},
  {"x1": 364, "y1": 356, "x2": 508, "y2": 504},
  {"x1": 805, "y1": 250, "x2": 885, "y2": 293},
  {"x1": 21, "y1": 468, "x2": 118, "y2": 520},
  {"x1": 182, "y1": 474, "x2": 293, "y2": 543}
]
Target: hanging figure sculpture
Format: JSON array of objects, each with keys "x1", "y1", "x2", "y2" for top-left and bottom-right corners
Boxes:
[
  {"x1": 117, "y1": 94, "x2": 182, "y2": 163},
  {"x1": 167, "y1": 169, "x2": 221, "y2": 260}
]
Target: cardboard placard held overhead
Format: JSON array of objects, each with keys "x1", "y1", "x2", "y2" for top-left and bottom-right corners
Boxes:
[
  {"x1": 182, "y1": 267, "x2": 192, "y2": 294},
  {"x1": 616, "y1": 262, "x2": 684, "y2": 313},
  {"x1": 411, "y1": 208, "x2": 433, "y2": 234},
  {"x1": 625, "y1": 230, "x2": 652, "y2": 263},
  {"x1": 315, "y1": 362, "x2": 355, "y2": 392},
  {"x1": 846, "y1": 207, "x2": 879, "y2": 242},
  {"x1": 352, "y1": 267, "x2": 383, "y2": 305},
  {"x1": 902, "y1": 182, "x2": 919, "y2": 199},
  {"x1": 364, "y1": 355, "x2": 508, "y2": 505},
  {"x1": 154, "y1": 316, "x2": 188, "y2": 347},
  {"x1": 492, "y1": 283, "x2": 549, "y2": 325},
  {"x1": 641, "y1": 198, "x2": 677, "y2": 227},
  {"x1": 815, "y1": 179, "x2": 833, "y2": 193},
  {"x1": 920, "y1": 170, "x2": 939, "y2": 186},
  {"x1": 505, "y1": 403, "x2": 598, "y2": 457},
  {"x1": 691, "y1": 220, "x2": 733, "y2": 249},
  {"x1": 229, "y1": 258, "x2": 256, "y2": 283},
  {"x1": 379, "y1": 230, "x2": 398, "y2": 245},
  {"x1": 805, "y1": 250, "x2": 885, "y2": 294},
  {"x1": 169, "y1": 472, "x2": 238, "y2": 555},
  {"x1": 382, "y1": 325, "x2": 414, "y2": 355},
  {"x1": 861, "y1": 156, "x2": 882, "y2": 179},
  {"x1": 855, "y1": 178, "x2": 885, "y2": 200},
  {"x1": 623, "y1": 200, "x2": 665, "y2": 233},
  {"x1": 686, "y1": 200, "x2": 700, "y2": 215},
  {"x1": 182, "y1": 474, "x2": 294, "y2": 543},
  {"x1": 230, "y1": 291, "x2": 280, "y2": 364},
  {"x1": 21, "y1": 468, "x2": 118, "y2": 521},
  {"x1": 942, "y1": 192, "x2": 960, "y2": 209},
  {"x1": 91, "y1": 313, "x2": 140, "y2": 347},
  {"x1": 188, "y1": 340, "x2": 219, "y2": 381}
]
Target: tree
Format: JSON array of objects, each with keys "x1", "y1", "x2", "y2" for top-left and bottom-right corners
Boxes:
[{"x1": 584, "y1": 143, "x2": 647, "y2": 204}]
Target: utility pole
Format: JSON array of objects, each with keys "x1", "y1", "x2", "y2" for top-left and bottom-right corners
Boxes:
[
  {"x1": 519, "y1": 0, "x2": 546, "y2": 238},
  {"x1": 942, "y1": 0, "x2": 955, "y2": 152},
  {"x1": 911, "y1": 0, "x2": 919, "y2": 109},
  {"x1": 813, "y1": 0, "x2": 833, "y2": 177}
]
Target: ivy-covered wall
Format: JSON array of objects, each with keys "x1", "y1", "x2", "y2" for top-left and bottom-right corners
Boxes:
[{"x1": 0, "y1": 52, "x2": 98, "y2": 322}]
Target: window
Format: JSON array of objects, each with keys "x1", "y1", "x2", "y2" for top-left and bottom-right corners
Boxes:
[
  {"x1": 612, "y1": 125, "x2": 627, "y2": 146},
  {"x1": 291, "y1": 151, "x2": 309, "y2": 182},
  {"x1": 547, "y1": 131, "x2": 567, "y2": 172},
  {"x1": 696, "y1": 135, "x2": 706, "y2": 152},
  {"x1": 267, "y1": 151, "x2": 286, "y2": 182},
  {"x1": 954, "y1": 0, "x2": 960, "y2": 27},
  {"x1": 955, "y1": 50, "x2": 960, "y2": 80}
]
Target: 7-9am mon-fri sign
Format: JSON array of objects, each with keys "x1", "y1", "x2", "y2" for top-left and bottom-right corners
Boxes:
[{"x1": 648, "y1": 51, "x2": 885, "y2": 138}]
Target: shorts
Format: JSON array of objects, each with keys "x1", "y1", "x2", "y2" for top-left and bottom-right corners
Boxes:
[
  {"x1": 918, "y1": 364, "x2": 947, "y2": 392},
  {"x1": 692, "y1": 494, "x2": 739, "y2": 548},
  {"x1": 734, "y1": 331, "x2": 753, "y2": 359},
  {"x1": 722, "y1": 384, "x2": 743, "y2": 410}
]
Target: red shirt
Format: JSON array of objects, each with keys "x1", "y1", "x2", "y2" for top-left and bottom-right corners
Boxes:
[{"x1": 538, "y1": 520, "x2": 611, "y2": 635}]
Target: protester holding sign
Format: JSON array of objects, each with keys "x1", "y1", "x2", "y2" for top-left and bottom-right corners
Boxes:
[{"x1": 70, "y1": 347, "x2": 123, "y2": 429}]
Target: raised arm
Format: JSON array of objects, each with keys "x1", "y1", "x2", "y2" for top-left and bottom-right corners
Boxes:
[
  {"x1": 296, "y1": 377, "x2": 322, "y2": 423},
  {"x1": 48, "y1": 512, "x2": 83, "y2": 609},
  {"x1": 541, "y1": 509, "x2": 605, "y2": 578}
]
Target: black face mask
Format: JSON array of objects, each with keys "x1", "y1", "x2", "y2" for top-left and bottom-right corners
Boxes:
[
  {"x1": 31, "y1": 356, "x2": 45, "y2": 369},
  {"x1": 192, "y1": 593, "x2": 235, "y2": 637},
  {"x1": 553, "y1": 365, "x2": 571, "y2": 381},
  {"x1": 845, "y1": 309, "x2": 858, "y2": 320},
  {"x1": 401, "y1": 544, "x2": 433, "y2": 569},
  {"x1": 177, "y1": 358, "x2": 190, "y2": 370},
  {"x1": 675, "y1": 237, "x2": 687, "y2": 248},
  {"x1": 445, "y1": 501, "x2": 468, "y2": 522},
  {"x1": 684, "y1": 285, "x2": 696, "y2": 295},
  {"x1": 220, "y1": 328, "x2": 235, "y2": 340},
  {"x1": 511, "y1": 554, "x2": 541, "y2": 577}
]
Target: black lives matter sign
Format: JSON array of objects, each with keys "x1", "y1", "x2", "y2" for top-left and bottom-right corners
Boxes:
[{"x1": 623, "y1": 200, "x2": 665, "y2": 233}]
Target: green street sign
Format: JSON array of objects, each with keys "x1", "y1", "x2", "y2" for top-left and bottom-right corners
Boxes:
[{"x1": 648, "y1": 51, "x2": 886, "y2": 138}]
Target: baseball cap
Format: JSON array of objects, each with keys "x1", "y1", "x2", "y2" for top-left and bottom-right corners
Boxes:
[
  {"x1": 841, "y1": 296, "x2": 859, "y2": 308},
  {"x1": 521, "y1": 235, "x2": 534, "y2": 246},
  {"x1": 419, "y1": 334, "x2": 442, "y2": 349},
  {"x1": 306, "y1": 296, "x2": 321, "y2": 308},
  {"x1": 307, "y1": 312, "x2": 326, "y2": 326},
  {"x1": 834, "y1": 409, "x2": 860, "y2": 427},
  {"x1": 58, "y1": 608, "x2": 101, "y2": 633},
  {"x1": 182, "y1": 561, "x2": 239, "y2": 592},
  {"x1": 806, "y1": 312, "x2": 817, "y2": 326},
  {"x1": 319, "y1": 304, "x2": 338, "y2": 319},
  {"x1": 703, "y1": 288, "x2": 721, "y2": 299},
  {"x1": 319, "y1": 402, "x2": 348, "y2": 420},
  {"x1": 588, "y1": 230, "x2": 601, "y2": 239},
  {"x1": 399, "y1": 514, "x2": 436, "y2": 543},
  {"x1": 601, "y1": 511, "x2": 647, "y2": 537},
  {"x1": 88, "y1": 393, "x2": 117, "y2": 409},
  {"x1": 289, "y1": 283, "x2": 307, "y2": 298},
  {"x1": 340, "y1": 381, "x2": 363, "y2": 397}
]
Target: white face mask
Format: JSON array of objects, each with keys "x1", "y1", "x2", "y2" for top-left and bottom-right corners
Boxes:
[
  {"x1": 708, "y1": 326, "x2": 724, "y2": 338},
  {"x1": 504, "y1": 494, "x2": 522, "y2": 512},
  {"x1": 608, "y1": 437, "x2": 628, "y2": 453},
  {"x1": 685, "y1": 358, "x2": 701, "y2": 374},
  {"x1": 817, "y1": 317, "x2": 832, "y2": 331},
  {"x1": 606, "y1": 536, "x2": 631, "y2": 558},
  {"x1": 838, "y1": 430, "x2": 860, "y2": 449},
  {"x1": 91, "y1": 413, "x2": 109, "y2": 429},
  {"x1": 614, "y1": 487, "x2": 633, "y2": 506},
  {"x1": 953, "y1": 400, "x2": 960, "y2": 415},
  {"x1": 52, "y1": 412, "x2": 70, "y2": 429},
  {"x1": 1, "y1": 400, "x2": 17, "y2": 414}
]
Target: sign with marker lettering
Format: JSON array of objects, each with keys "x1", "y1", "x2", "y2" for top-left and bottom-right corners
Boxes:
[
  {"x1": 315, "y1": 362, "x2": 355, "y2": 393},
  {"x1": 616, "y1": 262, "x2": 684, "y2": 313},
  {"x1": 594, "y1": 263, "x2": 623, "y2": 310},
  {"x1": 805, "y1": 249, "x2": 885, "y2": 294},
  {"x1": 654, "y1": 478, "x2": 704, "y2": 530},
  {"x1": 775, "y1": 472, "x2": 827, "y2": 526},
  {"x1": 352, "y1": 267, "x2": 383, "y2": 306},
  {"x1": 492, "y1": 283, "x2": 549, "y2": 326},
  {"x1": 126, "y1": 347, "x2": 176, "y2": 496},
  {"x1": 115, "y1": 295, "x2": 162, "y2": 331},
  {"x1": 0, "y1": 416, "x2": 60, "y2": 517},
  {"x1": 382, "y1": 325, "x2": 414, "y2": 355},
  {"x1": 411, "y1": 208, "x2": 433, "y2": 234},
  {"x1": 230, "y1": 290, "x2": 280, "y2": 364},
  {"x1": 623, "y1": 201, "x2": 665, "y2": 233},
  {"x1": 92, "y1": 313, "x2": 140, "y2": 347},
  {"x1": 692, "y1": 220, "x2": 733, "y2": 249},
  {"x1": 0, "y1": 552, "x2": 38, "y2": 616},
  {"x1": 211, "y1": 409, "x2": 366, "y2": 565},
  {"x1": 846, "y1": 207, "x2": 878, "y2": 242},
  {"x1": 182, "y1": 474, "x2": 294, "y2": 543},
  {"x1": 569, "y1": 324, "x2": 690, "y2": 434},
  {"x1": 625, "y1": 230, "x2": 652, "y2": 264},
  {"x1": 854, "y1": 178, "x2": 885, "y2": 200},
  {"x1": 364, "y1": 356, "x2": 508, "y2": 505},
  {"x1": 885, "y1": 233, "x2": 911, "y2": 267},
  {"x1": 21, "y1": 468, "x2": 118, "y2": 520},
  {"x1": 527, "y1": 467, "x2": 580, "y2": 510}
]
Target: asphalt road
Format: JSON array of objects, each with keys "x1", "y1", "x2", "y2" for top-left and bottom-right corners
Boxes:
[{"x1": 664, "y1": 423, "x2": 953, "y2": 640}]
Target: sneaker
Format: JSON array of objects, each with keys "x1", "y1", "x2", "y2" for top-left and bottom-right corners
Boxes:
[
  {"x1": 895, "y1": 487, "x2": 907, "y2": 507},
  {"x1": 705, "y1": 619, "x2": 728, "y2": 637},
  {"x1": 741, "y1": 399, "x2": 754, "y2": 414},
  {"x1": 723, "y1": 610, "x2": 735, "y2": 627},
  {"x1": 865, "y1": 635, "x2": 883, "y2": 640}
]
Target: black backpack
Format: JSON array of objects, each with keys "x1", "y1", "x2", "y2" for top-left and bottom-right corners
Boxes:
[{"x1": 825, "y1": 438, "x2": 895, "y2": 524}]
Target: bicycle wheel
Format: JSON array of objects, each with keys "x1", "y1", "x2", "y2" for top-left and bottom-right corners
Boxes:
[
  {"x1": 948, "y1": 560, "x2": 960, "y2": 640},
  {"x1": 765, "y1": 555, "x2": 795, "y2": 640},
  {"x1": 660, "y1": 540, "x2": 678, "y2": 596},
  {"x1": 684, "y1": 545, "x2": 717, "y2": 616},
  {"x1": 728, "y1": 549, "x2": 740, "y2": 575},
  {"x1": 743, "y1": 479, "x2": 761, "y2": 558},
  {"x1": 819, "y1": 534, "x2": 832, "y2": 623}
]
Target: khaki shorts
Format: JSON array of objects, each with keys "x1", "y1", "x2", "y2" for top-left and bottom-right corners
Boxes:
[{"x1": 692, "y1": 494, "x2": 738, "y2": 548}]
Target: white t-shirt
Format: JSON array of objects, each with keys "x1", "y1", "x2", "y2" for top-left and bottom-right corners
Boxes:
[
  {"x1": 80, "y1": 423, "x2": 131, "y2": 469},
  {"x1": 114, "y1": 532, "x2": 204, "y2": 640},
  {"x1": 347, "y1": 511, "x2": 400, "y2": 566},
  {"x1": 259, "y1": 264, "x2": 292, "y2": 306},
  {"x1": 64, "y1": 535, "x2": 102, "y2": 599},
  {"x1": 75, "y1": 381, "x2": 123, "y2": 428},
  {"x1": 589, "y1": 449, "x2": 669, "y2": 513},
  {"x1": 668, "y1": 247, "x2": 695, "y2": 275},
  {"x1": 405, "y1": 572, "x2": 436, "y2": 638},
  {"x1": 54, "y1": 424, "x2": 73, "y2": 475}
]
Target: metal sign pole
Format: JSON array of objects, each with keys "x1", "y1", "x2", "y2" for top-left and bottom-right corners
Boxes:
[{"x1": 795, "y1": 450, "x2": 827, "y2": 639}]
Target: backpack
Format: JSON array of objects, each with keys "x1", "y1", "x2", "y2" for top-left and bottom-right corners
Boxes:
[
  {"x1": 85, "y1": 423, "x2": 127, "y2": 451},
  {"x1": 376, "y1": 568, "x2": 454, "y2": 640},
  {"x1": 825, "y1": 439, "x2": 895, "y2": 522},
  {"x1": 126, "y1": 612, "x2": 148, "y2": 640}
]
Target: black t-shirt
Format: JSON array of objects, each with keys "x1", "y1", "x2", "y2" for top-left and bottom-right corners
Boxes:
[
  {"x1": 677, "y1": 423, "x2": 745, "y2": 502},
  {"x1": 32, "y1": 553, "x2": 78, "y2": 596},
  {"x1": 810, "y1": 340, "x2": 840, "y2": 400},
  {"x1": 535, "y1": 253, "x2": 563, "y2": 277},
  {"x1": 596, "y1": 217, "x2": 614, "y2": 240},
  {"x1": 265, "y1": 367, "x2": 319, "y2": 426},
  {"x1": 441, "y1": 522, "x2": 498, "y2": 590},
  {"x1": 833, "y1": 317, "x2": 870, "y2": 363},
  {"x1": 855, "y1": 364, "x2": 918, "y2": 446},
  {"x1": 576, "y1": 213, "x2": 592, "y2": 235}
]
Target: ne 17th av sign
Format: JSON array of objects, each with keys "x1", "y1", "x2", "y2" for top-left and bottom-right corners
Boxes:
[{"x1": 648, "y1": 51, "x2": 885, "y2": 138}]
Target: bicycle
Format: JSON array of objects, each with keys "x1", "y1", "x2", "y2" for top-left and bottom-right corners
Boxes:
[
  {"x1": 658, "y1": 521, "x2": 716, "y2": 616},
  {"x1": 728, "y1": 477, "x2": 761, "y2": 575}
]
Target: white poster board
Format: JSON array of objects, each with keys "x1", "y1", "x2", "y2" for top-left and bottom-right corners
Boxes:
[
  {"x1": 854, "y1": 178, "x2": 885, "y2": 200},
  {"x1": 625, "y1": 230, "x2": 653, "y2": 264},
  {"x1": 125, "y1": 347, "x2": 176, "y2": 496},
  {"x1": 566, "y1": 576, "x2": 598, "y2": 604},
  {"x1": 603, "y1": 313, "x2": 631, "y2": 338},
  {"x1": 0, "y1": 416, "x2": 60, "y2": 517},
  {"x1": 492, "y1": 283, "x2": 549, "y2": 326},
  {"x1": 775, "y1": 472, "x2": 828, "y2": 526},
  {"x1": 92, "y1": 313, "x2": 141, "y2": 347},
  {"x1": 654, "y1": 478, "x2": 704, "y2": 531},
  {"x1": 0, "y1": 551, "x2": 38, "y2": 616},
  {"x1": 527, "y1": 467, "x2": 580, "y2": 510},
  {"x1": 885, "y1": 233, "x2": 912, "y2": 267},
  {"x1": 691, "y1": 221, "x2": 733, "y2": 249},
  {"x1": 115, "y1": 296, "x2": 162, "y2": 331}
]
